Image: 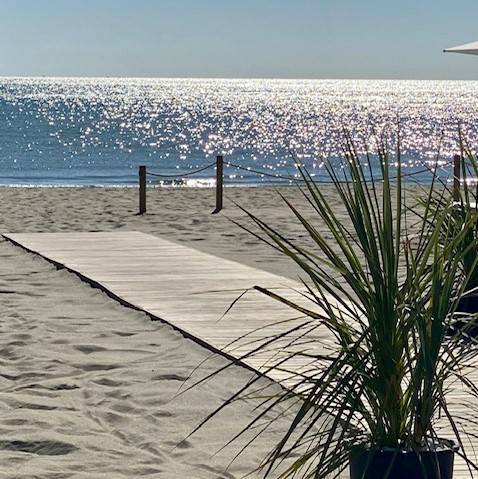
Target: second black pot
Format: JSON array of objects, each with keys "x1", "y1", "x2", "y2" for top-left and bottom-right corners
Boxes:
[
  {"x1": 349, "y1": 445, "x2": 456, "y2": 479},
  {"x1": 449, "y1": 295, "x2": 478, "y2": 337}
]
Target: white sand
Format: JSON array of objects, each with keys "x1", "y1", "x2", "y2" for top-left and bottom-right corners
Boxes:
[{"x1": 0, "y1": 186, "x2": 327, "y2": 479}]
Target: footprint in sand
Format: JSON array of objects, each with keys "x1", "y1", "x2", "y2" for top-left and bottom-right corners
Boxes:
[{"x1": 0, "y1": 439, "x2": 77, "y2": 456}]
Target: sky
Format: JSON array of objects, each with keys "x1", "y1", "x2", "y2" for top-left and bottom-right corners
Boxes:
[{"x1": 1, "y1": 0, "x2": 478, "y2": 80}]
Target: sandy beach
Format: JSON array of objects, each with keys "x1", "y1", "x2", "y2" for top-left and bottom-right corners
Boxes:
[
  {"x1": 3, "y1": 184, "x2": 472, "y2": 478},
  {"x1": 0, "y1": 186, "x2": 329, "y2": 479},
  {"x1": 0, "y1": 186, "x2": 325, "y2": 280}
]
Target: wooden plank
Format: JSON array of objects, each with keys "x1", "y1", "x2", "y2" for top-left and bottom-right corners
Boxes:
[
  {"x1": 3, "y1": 231, "x2": 327, "y2": 383},
  {"x1": 3, "y1": 230, "x2": 477, "y2": 477}
]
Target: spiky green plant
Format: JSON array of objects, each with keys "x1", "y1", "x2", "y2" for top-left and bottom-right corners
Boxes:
[
  {"x1": 193, "y1": 131, "x2": 478, "y2": 478},
  {"x1": 420, "y1": 136, "x2": 478, "y2": 329}
]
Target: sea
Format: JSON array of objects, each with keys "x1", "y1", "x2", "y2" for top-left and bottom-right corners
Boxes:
[{"x1": 1, "y1": 77, "x2": 478, "y2": 187}]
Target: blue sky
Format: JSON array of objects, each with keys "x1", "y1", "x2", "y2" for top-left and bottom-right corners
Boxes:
[{"x1": 1, "y1": 0, "x2": 478, "y2": 80}]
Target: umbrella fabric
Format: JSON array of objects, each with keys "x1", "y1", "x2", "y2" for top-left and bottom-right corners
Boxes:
[{"x1": 444, "y1": 40, "x2": 478, "y2": 55}]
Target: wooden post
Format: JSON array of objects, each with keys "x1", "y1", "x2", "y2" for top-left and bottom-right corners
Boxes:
[
  {"x1": 213, "y1": 155, "x2": 224, "y2": 213},
  {"x1": 139, "y1": 165, "x2": 147, "y2": 214},
  {"x1": 453, "y1": 154, "x2": 461, "y2": 202}
]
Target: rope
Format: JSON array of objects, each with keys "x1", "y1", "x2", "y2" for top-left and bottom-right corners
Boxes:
[
  {"x1": 392, "y1": 165, "x2": 448, "y2": 181},
  {"x1": 227, "y1": 162, "x2": 306, "y2": 182},
  {"x1": 146, "y1": 162, "x2": 216, "y2": 179},
  {"x1": 144, "y1": 158, "x2": 457, "y2": 184},
  {"x1": 228, "y1": 161, "x2": 454, "y2": 184}
]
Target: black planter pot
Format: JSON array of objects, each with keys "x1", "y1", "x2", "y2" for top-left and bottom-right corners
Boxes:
[
  {"x1": 457, "y1": 294, "x2": 478, "y2": 315},
  {"x1": 349, "y1": 444, "x2": 457, "y2": 479},
  {"x1": 449, "y1": 295, "x2": 478, "y2": 337}
]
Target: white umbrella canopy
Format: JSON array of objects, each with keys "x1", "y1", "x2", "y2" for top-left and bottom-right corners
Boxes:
[{"x1": 444, "y1": 40, "x2": 478, "y2": 55}]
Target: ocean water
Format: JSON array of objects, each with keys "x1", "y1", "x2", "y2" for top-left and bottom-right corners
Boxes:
[{"x1": 1, "y1": 77, "x2": 478, "y2": 187}]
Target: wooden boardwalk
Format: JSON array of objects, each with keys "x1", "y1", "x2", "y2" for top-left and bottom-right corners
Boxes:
[
  {"x1": 3, "y1": 230, "x2": 478, "y2": 478},
  {"x1": 3, "y1": 231, "x2": 330, "y2": 387}
]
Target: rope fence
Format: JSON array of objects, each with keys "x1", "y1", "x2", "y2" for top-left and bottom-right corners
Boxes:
[
  {"x1": 145, "y1": 162, "x2": 217, "y2": 179},
  {"x1": 138, "y1": 154, "x2": 466, "y2": 215}
]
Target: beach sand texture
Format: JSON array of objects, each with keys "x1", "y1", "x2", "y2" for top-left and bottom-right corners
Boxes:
[
  {"x1": 0, "y1": 186, "x2": 322, "y2": 479},
  {"x1": 0, "y1": 186, "x2": 476, "y2": 478}
]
